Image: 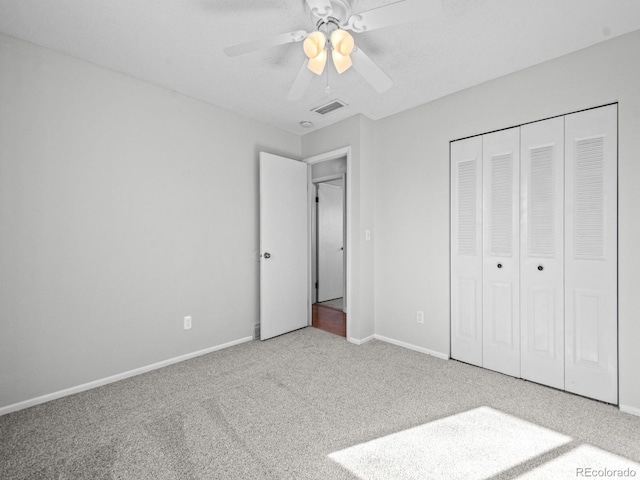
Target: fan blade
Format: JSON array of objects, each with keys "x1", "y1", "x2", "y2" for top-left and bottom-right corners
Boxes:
[
  {"x1": 345, "y1": 0, "x2": 435, "y2": 33},
  {"x1": 351, "y1": 47, "x2": 393, "y2": 93},
  {"x1": 305, "y1": 0, "x2": 333, "y2": 18},
  {"x1": 287, "y1": 61, "x2": 315, "y2": 101},
  {"x1": 224, "y1": 30, "x2": 307, "y2": 56}
]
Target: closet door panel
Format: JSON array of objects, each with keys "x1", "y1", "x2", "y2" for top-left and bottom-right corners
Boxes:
[
  {"x1": 482, "y1": 127, "x2": 520, "y2": 377},
  {"x1": 451, "y1": 136, "x2": 483, "y2": 366},
  {"x1": 565, "y1": 105, "x2": 617, "y2": 404},
  {"x1": 520, "y1": 117, "x2": 565, "y2": 390}
]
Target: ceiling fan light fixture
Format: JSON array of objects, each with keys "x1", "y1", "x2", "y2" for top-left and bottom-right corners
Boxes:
[
  {"x1": 332, "y1": 49, "x2": 352, "y2": 74},
  {"x1": 303, "y1": 31, "x2": 326, "y2": 58},
  {"x1": 307, "y1": 48, "x2": 327, "y2": 75}
]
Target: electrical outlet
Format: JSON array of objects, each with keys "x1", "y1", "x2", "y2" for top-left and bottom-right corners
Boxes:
[
  {"x1": 184, "y1": 316, "x2": 192, "y2": 330},
  {"x1": 417, "y1": 311, "x2": 425, "y2": 324}
]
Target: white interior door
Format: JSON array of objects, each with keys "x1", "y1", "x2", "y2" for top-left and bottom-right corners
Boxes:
[
  {"x1": 520, "y1": 117, "x2": 565, "y2": 389},
  {"x1": 564, "y1": 105, "x2": 618, "y2": 403},
  {"x1": 317, "y1": 182, "x2": 344, "y2": 302},
  {"x1": 260, "y1": 152, "x2": 308, "y2": 340},
  {"x1": 450, "y1": 136, "x2": 483, "y2": 367},
  {"x1": 482, "y1": 127, "x2": 521, "y2": 377}
]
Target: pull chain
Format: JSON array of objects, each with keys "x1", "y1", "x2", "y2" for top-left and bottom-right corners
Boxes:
[{"x1": 326, "y1": 64, "x2": 330, "y2": 94}]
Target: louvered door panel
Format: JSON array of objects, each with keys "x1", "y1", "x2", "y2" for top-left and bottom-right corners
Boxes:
[
  {"x1": 565, "y1": 105, "x2": 617, "y2": 404},
  {"x1": 451, "y1": 136, "x2": 483, "y2": 366},
  {"x1": 482, "y1": 128, "x2": 520, "y2": 377},
  {"x1": 520, "y1": 117, "x2": 565, "y2": 390}
]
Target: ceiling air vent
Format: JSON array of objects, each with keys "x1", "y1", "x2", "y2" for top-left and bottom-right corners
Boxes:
[{"x1": 311, "y1": 99, "x2": 348, "y2": 116}]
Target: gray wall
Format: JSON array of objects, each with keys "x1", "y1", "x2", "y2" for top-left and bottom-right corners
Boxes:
[
  {"x1": 311, "y1": 156, "x2": 346, "y2": 180},
  {"x1": 0, "y1": 33, "x2": 301, "y2": 409},
  {"x1": 372, "y1": 30, "x2": 640, "y2": 412}
]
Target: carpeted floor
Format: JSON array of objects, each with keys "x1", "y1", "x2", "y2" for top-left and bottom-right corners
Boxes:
[{"x1": 1, "y1": 327, "x2": 639, "y2": 479}]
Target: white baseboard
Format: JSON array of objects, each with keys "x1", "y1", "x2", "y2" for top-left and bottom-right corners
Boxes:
[
  {"x1": 374, "y1": 334, "x2": 449, "y2": 360},
  {"x1": 620, "y1": 404, "x2": 640, "y2": 417},
  {"x1": 0, "y1": 336, "x2": 253, "y2": 417},
  {"x1": 348, "y1": 334, "x2": 375, "y2": 345}
]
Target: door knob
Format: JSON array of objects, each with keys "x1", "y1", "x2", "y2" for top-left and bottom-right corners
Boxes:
[
  {"x1": 538, "y1": 265, "x2": 543, "y2": 271},
  {"x1": 264, "y1": 252, "x2": 271, "y2": 259},
  {"x1": 497, "y1": 263, "x2": 502, "y2": 269}
]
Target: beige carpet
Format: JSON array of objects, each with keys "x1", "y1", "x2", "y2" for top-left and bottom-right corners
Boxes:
[{"x1": 1, "y1": 327, "x2": 639, "y2": 479}]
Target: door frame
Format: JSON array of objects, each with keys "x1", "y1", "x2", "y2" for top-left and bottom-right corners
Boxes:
[
  {"x1": 304, "y1": 147, "x2": 352, "y2": 340},
  {"x1": 313, "y1": 175, "x2": 346, "y2": 304}
]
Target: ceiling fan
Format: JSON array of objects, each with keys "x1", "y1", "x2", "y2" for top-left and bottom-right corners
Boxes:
[{"x1": 223, "y1": 0, "x2": 432, "y2": 101}]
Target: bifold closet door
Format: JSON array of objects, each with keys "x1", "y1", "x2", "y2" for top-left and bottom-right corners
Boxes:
[
  {"x1": 565, "y1": 105, "x2": 618, "y2": 404},
  {"x1": 451, "y1": 136, "x2": 483, "y2": 367},
  {"x1": 482, "y1": 128, "x2": 520, "y2": 377},
  {"x1": 520, "y1": 117, "x2": 565, "y2": 390}
]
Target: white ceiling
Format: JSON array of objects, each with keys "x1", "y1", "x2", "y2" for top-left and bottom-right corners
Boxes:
[{"x1": 1, "y1": 0, "x2": 639, "y2": 135}]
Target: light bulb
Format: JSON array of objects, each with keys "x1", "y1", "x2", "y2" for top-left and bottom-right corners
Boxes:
[{"x1": 303, "y1": 31, "x2": 326, "y2": 59}]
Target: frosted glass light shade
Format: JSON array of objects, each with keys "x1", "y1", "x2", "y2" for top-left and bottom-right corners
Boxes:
[
  {"x1": 307, "y1": 48, "x2": 327, "y2": 75},
  {"x1": 303, "y1": 31, "x2": 326, "y2": 58},
  {"x1": 332, "y1": 50, "x2": 352, "y2": 74},
  {"x1": 330, "y1": 29, "x2": 354, "y2": 56}
]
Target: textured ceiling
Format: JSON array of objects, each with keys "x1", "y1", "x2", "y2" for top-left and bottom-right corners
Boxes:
[{"x1": 1, "y1": 0, "x2": 640, "y2": 135}]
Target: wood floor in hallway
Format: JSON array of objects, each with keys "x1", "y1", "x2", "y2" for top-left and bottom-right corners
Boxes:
[{"x1": 312, "y1": 303, "x2": 346, "y2": 337}]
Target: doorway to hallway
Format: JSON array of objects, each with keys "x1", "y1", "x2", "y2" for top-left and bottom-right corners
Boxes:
[{"x1": 309, "y1": 156, "x2": 347, "y2": 338}]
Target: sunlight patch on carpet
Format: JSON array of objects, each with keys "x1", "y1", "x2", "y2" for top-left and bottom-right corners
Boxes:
[
  {"x1": 517, "y1": 445, "x2": 640, "y2": 479},
  {"x1": 328, "y1": 406, "x2": 571, "y2": 480}
]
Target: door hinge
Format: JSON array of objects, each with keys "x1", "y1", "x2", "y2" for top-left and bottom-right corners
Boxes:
[
  {"x1": 315, "y1": 282, "x2": 318, "y2": 289},
  {"x1": 315, "y1": 197, "x2": 319, "y2": 203}
]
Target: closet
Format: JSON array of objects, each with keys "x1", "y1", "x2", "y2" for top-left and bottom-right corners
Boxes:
[{"x1": 450, "y1": 104, "x2": 617, "y2": 404}]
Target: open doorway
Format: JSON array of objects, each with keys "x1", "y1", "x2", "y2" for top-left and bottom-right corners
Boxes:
[{"x1": 309, "y1": 156, "x2": 347, "y2": 337}]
